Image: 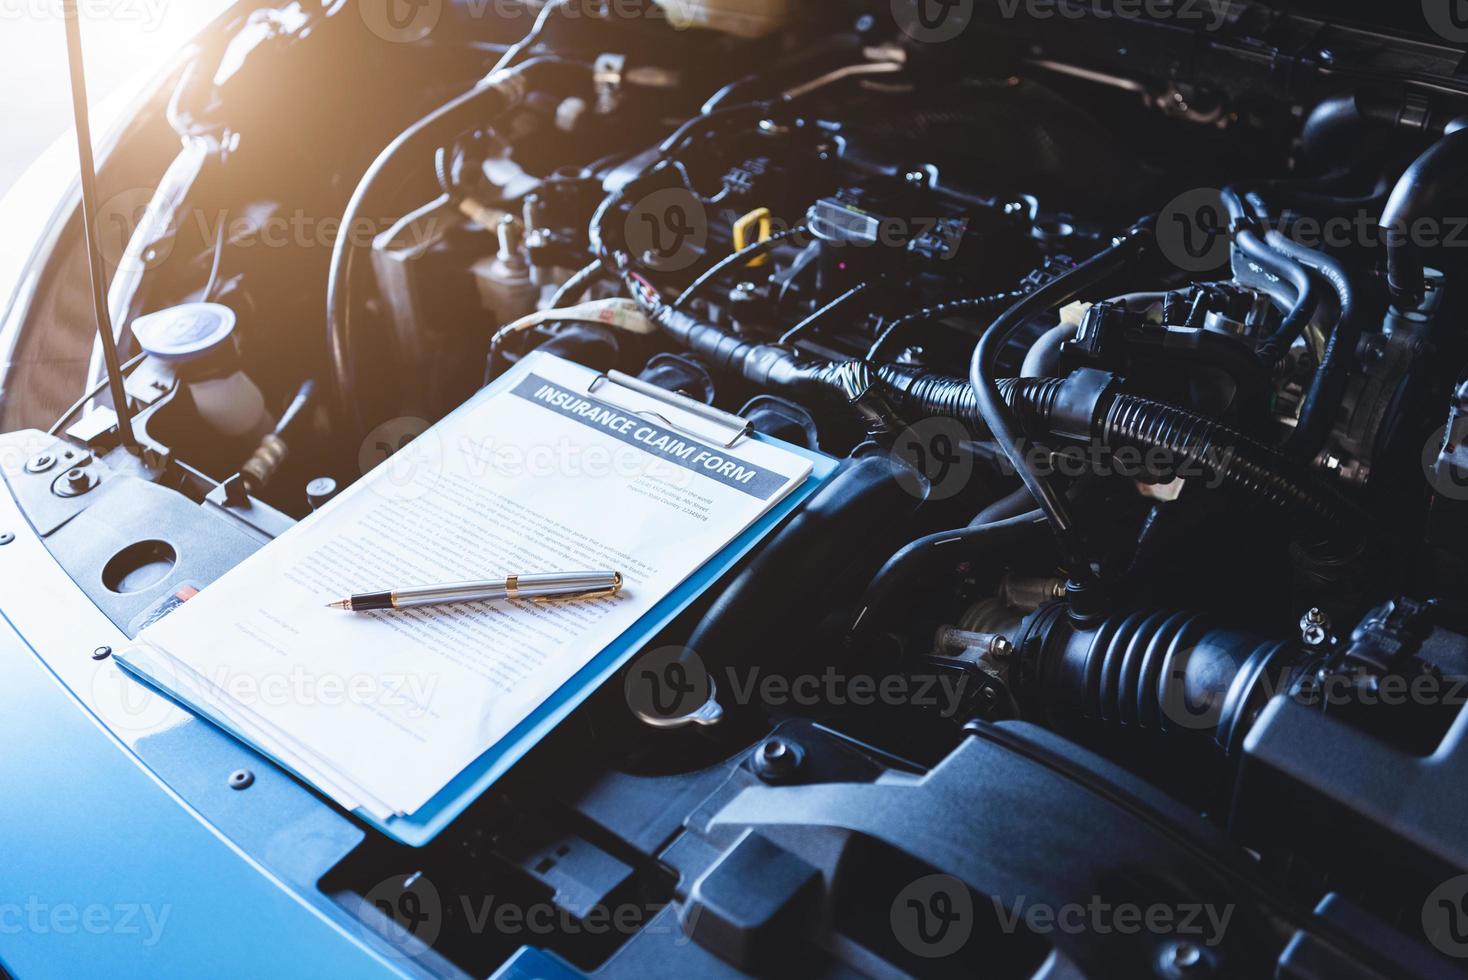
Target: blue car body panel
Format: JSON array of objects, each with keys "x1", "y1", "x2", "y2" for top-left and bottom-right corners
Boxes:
[{"x1": 0, "y1": 610, "x2": 406, "y2": 979}]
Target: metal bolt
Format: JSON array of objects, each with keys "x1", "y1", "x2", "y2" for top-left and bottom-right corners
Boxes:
[
  {"x1": 752, "y1": 738, "x2": 802, "y2": 782},
  {"x1": 305, "y1": 477, "x2": 338, "y2": 511},
  {"x1": 228, "y1": 769, "x2": 255, "y2": 791},
  {"x1": 53, "y1": 466, "x2": 99, "y2": 497},
  {"x1": 1300, "y1": 607, "x2": 1331, "y2": 647},
  {"x1": 1157, "y1": 939, "x2": 1212, "y2": 978},
  {"x1": 1170, "y1": 944, "x2": 1202, "y2": 968},
  {"x1": 91, "y1": 645, "x2": 111, "y2": 661},
  {"x1": 25, "y1": 453, "x2": 56, "y2": 474}
]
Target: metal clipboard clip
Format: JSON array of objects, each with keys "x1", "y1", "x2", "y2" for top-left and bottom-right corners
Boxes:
[{"x1": 587, "y1": 370, "x2": 753, "y2": 449}]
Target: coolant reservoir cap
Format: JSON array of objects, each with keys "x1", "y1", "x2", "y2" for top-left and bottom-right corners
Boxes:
[{"x1": 132, "y1": 303, "x2": 237, "y2": 361}]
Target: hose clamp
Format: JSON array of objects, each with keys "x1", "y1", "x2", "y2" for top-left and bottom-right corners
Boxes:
[{"x1": 1052, "y1": 369, "x2": 1122, "y2": 442}]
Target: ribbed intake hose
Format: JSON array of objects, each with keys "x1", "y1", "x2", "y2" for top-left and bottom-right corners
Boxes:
[{"x1": 1018, "y1": 603, "x2": 1299, "y2": 758}]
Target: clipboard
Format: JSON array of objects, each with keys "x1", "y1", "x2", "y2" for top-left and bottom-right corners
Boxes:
[
  {"x1": 369, "y1": 354, "x2": 836, "y2": 845},
  {"x1": 121, "y1": 352, "x2": 837, "y2": 847}
]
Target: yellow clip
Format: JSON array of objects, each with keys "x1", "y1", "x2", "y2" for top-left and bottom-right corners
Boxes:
[{"x1": 732, "y1": 207, "x2": 775, "y2": 268}]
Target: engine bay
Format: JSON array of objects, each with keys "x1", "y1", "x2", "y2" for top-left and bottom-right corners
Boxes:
[{"x1": 9, "y1": 1, "x2": 1468, "y2": 976}]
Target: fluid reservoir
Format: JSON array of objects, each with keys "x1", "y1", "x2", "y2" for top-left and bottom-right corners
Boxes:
[
  {"x1": 131, "y1": 302, "x2": 274, "y2": 441},
  {"x1": 651, "y1": 0, "x2": 788, "y2": 37}
]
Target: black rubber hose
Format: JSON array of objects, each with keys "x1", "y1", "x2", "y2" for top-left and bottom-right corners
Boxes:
[
  {"x1": 491, "y1": 0, "x2": 568, "y2": 73},
  {"x1": 969, "y1": 223, "x2": 1151, "y2": 568},
  {"x1": 850, "y1": 510, "x2": 1051, "y2": 644},
  {"x1": 1379, "y1": 121, "x2": 1468, "y2": 309},
  {"x1": 1221, "y1": 188, "x2": 1319, "y2": 366},
  {"x1": 1299, "y1": 92, "x2": 1443, "y2": 169},
  {"x1": 779, "y1": 280, "x2": 876, "y2": 345},
  {"x1": 873, "y1": 368, "x2": 1363, "y2": 529},
  {"x1": 687, "y1": 452, "x2": 928, "y2": 670},
  {"x1": 1247, "y1": 172, "x2": 1396, "y2": 220},
  {"x1": 866, "y1": 291, "x2": 1028, "y2": 363},
  {"x1": 1019, "y1": 322, "x2": 1075, "y2": 379},
  {"x1": 672, "y1": 224, "x2": 809, "y2": 310},
  {"x1": 642, "y1": 287, "x2": 1363, "y2": 532},
  {"x1": 1262, "y1": 229, "x2": 1367, "y2": 461},
  {"x1": 971, "y1": 485, "x2": 1037, "y2": 527},
  {"x1": 1018, "y1": 603, "x2": 1298, "y2": 759},
  {"x1": 547, "y1": 259, "x2": 605, "y2": 310},
  {"x1": 326, "y1": 58, "x2": 586, "y2": 436}
]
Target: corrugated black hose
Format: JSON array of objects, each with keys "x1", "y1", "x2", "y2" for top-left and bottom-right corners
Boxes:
[
  {"x1": 873, "y1": 366, "x2": 1361, "y2": 529},
  {"x1": 967, "y1": 223, "x2": 1154, "y2": 574},
  {"x1": 636, "y1": 275, "x2": 1364, "y2": 533}
]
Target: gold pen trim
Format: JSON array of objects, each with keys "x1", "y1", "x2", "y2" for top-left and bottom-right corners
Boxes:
[
  {"x1": 529, "y1": 572, "x2": 623, "y2": 603},
  {"x1": 505, "y1": 575, "x2": 519, "y2": 600}
]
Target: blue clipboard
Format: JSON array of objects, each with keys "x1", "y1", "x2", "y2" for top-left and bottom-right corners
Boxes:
[
  {"x1": 373, "y1": 354, "x2": 837, "y2": 845},
  {"x1": 121, "y1": 353, "x2": 837, "y2": 847}
]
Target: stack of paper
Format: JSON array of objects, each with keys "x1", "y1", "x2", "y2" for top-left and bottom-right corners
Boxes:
[{"x1": 119, "y1": 354, "x2": 812, "y2": 823}]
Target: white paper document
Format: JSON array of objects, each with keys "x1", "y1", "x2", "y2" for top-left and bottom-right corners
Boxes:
[{"x1": 119, "y1": 354, "x2": 812, "y2": 820}]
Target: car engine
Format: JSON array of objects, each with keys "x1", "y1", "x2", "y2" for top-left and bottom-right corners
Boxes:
[{"x1": 9, "y1": 1, "x2": 1468, "y2": 976}]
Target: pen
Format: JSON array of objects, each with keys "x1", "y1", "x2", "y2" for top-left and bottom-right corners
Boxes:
[{"x1": 326, "y1": 571, "x2": 623, "y2": 612}]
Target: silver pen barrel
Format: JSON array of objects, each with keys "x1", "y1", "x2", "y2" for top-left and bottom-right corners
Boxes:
[{"x1": 389, "y1": 571, "x2": 621, "y2": 608}]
